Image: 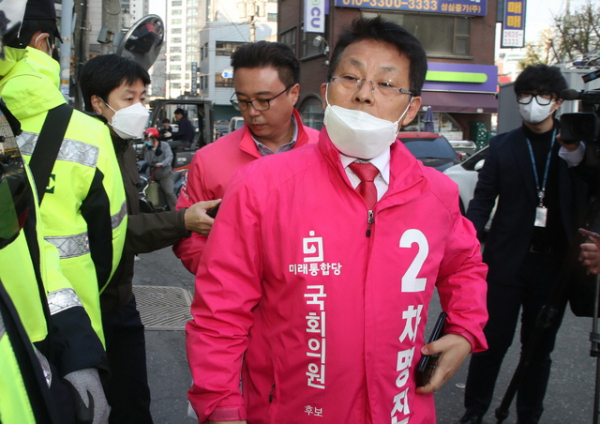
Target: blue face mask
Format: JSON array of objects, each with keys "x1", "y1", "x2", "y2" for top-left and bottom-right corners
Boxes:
[{"x1": 145, "y1": 141, "x2": 153, "y2": 147}]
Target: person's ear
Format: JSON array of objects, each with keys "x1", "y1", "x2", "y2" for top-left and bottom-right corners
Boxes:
[
  {"x1": 320, "y1": 83, "x2": 328, "y2": 110},
  {"x1": 32, "y1": 32, "x2": 50, "y2": 53},
  {"x1": 288, "y1": 83, "x2": 300, "y2": 106},
  {"x1": 91, "y1": 95, "x2": 105, "y2": 115},
  {"x1": 401, "y1": 96, "x2": 422, "y2": 127},
  {"x1": 554, "y1": 98, "x2": 564, "y2": 109}
]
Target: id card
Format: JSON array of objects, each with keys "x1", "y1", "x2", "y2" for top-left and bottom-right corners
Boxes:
[{"x1": 535, "y1": 206, "x2": 547, "y2": 227}]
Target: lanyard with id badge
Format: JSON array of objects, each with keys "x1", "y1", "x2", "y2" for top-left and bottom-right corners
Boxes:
[{"x1": 525, "y1": 129, "x2": 555, "y2": 228}]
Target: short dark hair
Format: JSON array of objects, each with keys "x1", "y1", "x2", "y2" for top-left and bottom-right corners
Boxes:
[
  {"x1": 514, "y1": 64, "x2": 567, "y2": 98},
  {"x1": 328, "y1": 17, "x2": 428, "y2": 96},
  {"x1": 162, "y1": 118, "x2": 171, "y2": 124},
  {"x1": 7, "y1": 19, "x2": 57, "y2": 49},
  {"x1": 174, "y1": 108, "x2": 185, "y2": 116},
  {"x1": 80, "y1": 54, "x2": 151, "y2": 112},
  {"x1": 230, "y1": 41, "x2": 300, "y2": 87}
]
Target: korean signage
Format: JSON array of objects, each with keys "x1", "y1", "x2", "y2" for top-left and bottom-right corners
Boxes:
[
  {"x1": 334, "y1": 0, "x2": 486, "y2": 17},
  {"x1": 501, "y1": 0, "x2": 526, "y2": 47},
  {"x1": 191, "y1": 62, "x2": 198, "y2": 93},
  {"x1": 305, "y1": 0, "x2": 326, "y2": 33}
]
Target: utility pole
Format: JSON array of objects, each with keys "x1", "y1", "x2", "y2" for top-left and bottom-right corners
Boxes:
[
  {"x1": 72, "y1": 0, "x2": 89, "y2": 108},
  {"x1": 238, "y1": 0, "x2": 265, "y2": 42},
  {"x1": 59, "y1": 0, "x2": 73, "y2": 99},
  {"x1": 100, "y1": 0, "x2": 122, "y2": 54}
]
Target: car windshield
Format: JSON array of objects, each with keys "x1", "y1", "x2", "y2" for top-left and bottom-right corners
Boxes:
[{"x1": 400, "y1": 137, "x2": 457, "y2": 159}]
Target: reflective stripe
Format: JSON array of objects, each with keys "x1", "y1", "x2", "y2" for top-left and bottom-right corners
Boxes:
[
  {"x1": 0, "y1": 312, "x2": 4, "y2": 340},
  {"x1": 33, "y1": 346, "x2": 52, "y2": 388},
  {"x1": 112, "y1": 200, "x2": 127, "y2": 229},
  {"x1": 45, "y1": 233, "x2": 90, "y2": 259},
  {"x1": 17, "y1": 131, "x2": 99, "y2": 168},
  {"x1": 47, "y1": 288, "x2": 82, "y2": 315}
]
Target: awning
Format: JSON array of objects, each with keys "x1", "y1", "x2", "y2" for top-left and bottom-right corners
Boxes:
[{"x1": 421, "y1": 91, "x2": 498, "y2": 114}]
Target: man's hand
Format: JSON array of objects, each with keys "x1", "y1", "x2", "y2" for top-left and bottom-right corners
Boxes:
[
  {"x1": 556, "y1": 130, "x2": 580, "y2": 152},
  {"x1": 580, "y1": 241, "x2": 600, "y2": 275},
  {"x1": 415, "y1": 334, "x2": 472, "y2": 394},
  {"x1": 184, "y1": 199, "x2": 222, "y2": 236},
  {"x1": 154, "y1": 162, "x2": 163, "y2": 168}
]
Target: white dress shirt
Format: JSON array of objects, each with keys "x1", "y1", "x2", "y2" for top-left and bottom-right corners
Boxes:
[{"x1": 340, "y1": 148, "x2": 391, "y2": 201}]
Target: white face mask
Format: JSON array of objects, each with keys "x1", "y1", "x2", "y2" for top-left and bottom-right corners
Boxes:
[
  {"x1": 105, "y1": 102, "x2": 149, "y2": 139},
  {"x1": 323, "y1": 84, "x2": 412, "y2": 159},
  {"x1": 518, "y1": 100, "x2": 555, "y2": 124}
]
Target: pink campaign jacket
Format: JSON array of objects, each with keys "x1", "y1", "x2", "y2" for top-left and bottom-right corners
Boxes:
[
  {"x1": 173, "y1": 109, "x2": 319, "y2": 274},
  {"x1": 187, "y1": 128, "x2": 488, "y2": 424}
]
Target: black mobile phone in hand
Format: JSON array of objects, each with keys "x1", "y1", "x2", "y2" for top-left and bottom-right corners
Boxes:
[
  {"x1": 206, "y1": 202, "x2": 221, "y2": 218},
  {"x1": 579, "y1": 228, "x2": 600, "y2": 242},
  {"x1": 416, "y1": 311, "x2": 447, "y2": 387}
]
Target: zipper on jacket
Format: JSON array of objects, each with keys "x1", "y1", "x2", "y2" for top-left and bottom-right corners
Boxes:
[
  {"x1": 269, "y1": 383, "x2": 275, "y2": 403},
  {"x1": 366, "y1": 210, "x2": 374, "y2": 237}
]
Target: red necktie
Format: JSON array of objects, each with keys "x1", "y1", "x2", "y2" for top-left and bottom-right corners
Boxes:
[{"x1": 349, "y1": 162, "x2": 379, "y2": 209}]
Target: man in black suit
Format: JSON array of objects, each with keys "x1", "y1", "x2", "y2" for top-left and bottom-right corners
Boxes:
[{"x1": 459, "y1": 65, "x2": 588, "y2": 424}]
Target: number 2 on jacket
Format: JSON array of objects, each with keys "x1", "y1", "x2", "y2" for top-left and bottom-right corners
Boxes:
[{"x1": 400, "y1": 229, "x2": 428, "y2": 292}]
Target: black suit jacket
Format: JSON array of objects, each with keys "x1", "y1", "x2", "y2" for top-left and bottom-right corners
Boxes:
[{"x1": 466, "y1": 124, "x2": 588, "y2": 286}]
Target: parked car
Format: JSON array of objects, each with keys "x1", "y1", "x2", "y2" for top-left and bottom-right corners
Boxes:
[
  {"x1": 397, "y1": 131, "x2": 461, "y2": 172},
  {"x1": 443, "y1": 146, "x2": 489, "y2": 217},
  {"x1": 214, "y1": 119, "x2": 229, "y2": 139},
  {"x1": 228, "y1": 116, "x2": 244, "y2": 133},
  {"x1": 449, "y1": 139, "x2": 477, "y2": 157}
]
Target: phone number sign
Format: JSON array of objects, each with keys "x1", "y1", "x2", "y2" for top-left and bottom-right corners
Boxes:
[{"x1": 335, "y1": 0, "x2": 486, "y2": 16}]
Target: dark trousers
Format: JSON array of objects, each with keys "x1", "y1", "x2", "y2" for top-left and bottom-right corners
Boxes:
[
  {"x1": 101, "y1": 295, "x2": 154, "y2": 424},
  {"x1": 464, "y1": 252, "x2": 567, "y2": 423}
]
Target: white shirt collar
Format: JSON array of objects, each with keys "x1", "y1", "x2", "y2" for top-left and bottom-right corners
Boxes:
[{"x1": 340, "y1": 148, "x2": 391, "y2": 185}]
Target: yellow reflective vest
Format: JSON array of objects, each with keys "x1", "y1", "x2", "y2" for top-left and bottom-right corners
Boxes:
[
  {"x1": 0, "y1": 164, "x2": 58, "y2": 424},
  {"x1": 0, "y1": 47, "x2": 128, "y2": 345},
  {"x1": 0, "y1": 316, "x2": 38, "y2": 424}
]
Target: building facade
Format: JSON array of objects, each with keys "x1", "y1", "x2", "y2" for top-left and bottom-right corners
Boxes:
[
  {"x1": 198, "y1": 0, "x2": 278, "y2": 120},
  {"x1": 163, "y1": 0, "x2": 207, "y2": 98},
  {"x1": 279, "y1": 0, "x2": 499, "y2": 140}
]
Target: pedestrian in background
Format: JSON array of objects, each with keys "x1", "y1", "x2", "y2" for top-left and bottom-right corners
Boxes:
[
  {"x1": 159, "y1": 118, "x2": 174, "y2": 142},
  {"x1": 169, "y1": 108, "x2": 195, "y2": 149},
  {"x1": 143, "y1": 127, "x2": 178, "y2": 210}
]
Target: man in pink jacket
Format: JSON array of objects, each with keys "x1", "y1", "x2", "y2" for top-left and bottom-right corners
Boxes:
[
  {"x1": 173, "y1": 41, "x2": 319, "y2": 274},
  {"x1": 187, "y1": 17, "x2": 488, "y2": 424}
]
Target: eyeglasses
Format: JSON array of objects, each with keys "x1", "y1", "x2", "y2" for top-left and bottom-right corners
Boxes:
[
  {"x1": 230, "y1": 85, "x2": 293, "y2": 112},
  {"x1": 331, "y1": 76, "x2": 413, "y2": 98},
  {"x1": 517, "y1": 93, "x2": 555, "y2": 106}
]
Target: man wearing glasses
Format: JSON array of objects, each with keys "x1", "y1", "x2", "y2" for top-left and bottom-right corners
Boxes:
[
  {"x1": 186, "y1": 17, "x2": 488, "y2": 424},
  {"x1": 174, "y1": 41, "x2": 319, "y2": 274},
  {"x1": 459, "y1": 65, "x2": 588, "y2": 424}
]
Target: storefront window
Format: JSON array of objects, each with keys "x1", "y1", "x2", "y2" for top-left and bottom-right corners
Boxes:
[
  {"x1": 404, "y1": 111, "x2": 463, "y2": 139},
  {"x1": 363, "y1": 12, "x2": 471, "y2": 57}
]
